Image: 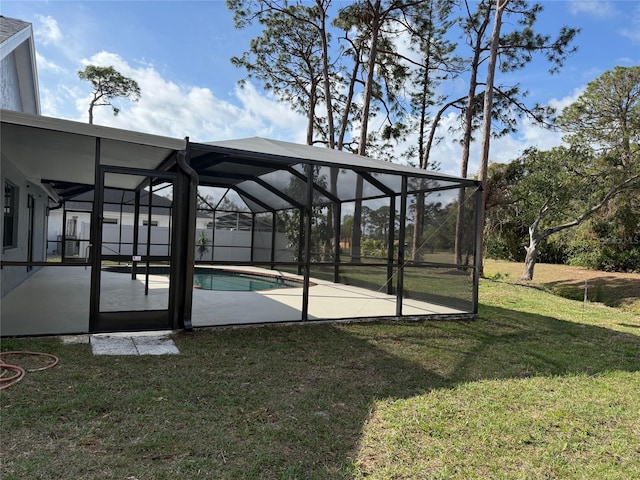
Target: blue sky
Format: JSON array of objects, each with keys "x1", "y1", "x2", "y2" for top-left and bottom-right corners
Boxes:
[{"x1": 2, "y1": 0, "x2": 639, "y2": 176}]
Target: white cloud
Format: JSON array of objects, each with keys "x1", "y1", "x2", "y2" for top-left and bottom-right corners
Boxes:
[
  {"x1": 234, "y1": 83, "x2": 308, "y2": 143},
  {"x1": 549, "y1": 87, "x2": 585, "y2": 114},
  {"x1": 75, "y1": 52, "x2": 307, "y2": 143},
  {"x1": 35, "y1": 52, "x2": 63, "y2": 73},
  {"x1": 620, "y1": 4, "x2": 640, "y2": 44},
  {"x1": 568, "y1": 0, "x2": 616, "y2": 18},
  {"x1": 35, "y1": 15, "x2": 62, "y2": 45}
]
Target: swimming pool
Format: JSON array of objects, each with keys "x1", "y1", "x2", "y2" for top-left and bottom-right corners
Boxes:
[
  {"x1": 193, "y1": 270, "x2": 300, "y2": 291},
  {"x1": 103, "y1": 266, "x2": 302, "y2": 292}
]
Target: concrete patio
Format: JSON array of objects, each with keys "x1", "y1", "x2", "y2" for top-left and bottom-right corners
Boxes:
[{"x1": 0, "y1": 265, "x2": 465, "y2": 336}]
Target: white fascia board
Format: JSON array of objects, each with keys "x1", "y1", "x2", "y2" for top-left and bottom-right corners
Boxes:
[
  {"x1": 26, "y1": 28, "x2": 41, "y2": 114},
  {"x1": 0, "y1": 24, "x2": 31, "y2": 61}
]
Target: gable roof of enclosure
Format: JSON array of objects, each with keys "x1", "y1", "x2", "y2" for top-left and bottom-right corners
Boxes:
[{"x1": 190, "y1": 137, "x2": 478, "y2": 213}]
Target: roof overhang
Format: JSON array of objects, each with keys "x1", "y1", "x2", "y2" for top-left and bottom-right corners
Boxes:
[{"x1": 1, "y1": 110, "x2": 186, "y2": 196}]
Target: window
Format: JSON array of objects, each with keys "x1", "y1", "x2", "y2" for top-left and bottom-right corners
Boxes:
[
  {"x1": 142, "y1": 219, "x2": 159, "y2": 227},
  {"x1": 3, "y1": 181, "x2": 18, "y2": 248},
  {"x1": 103, "y1": 218, "x2": 118, "y2": 224}
]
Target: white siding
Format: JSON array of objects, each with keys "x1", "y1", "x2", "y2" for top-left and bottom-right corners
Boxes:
[{"x1": 0, "y1": 52, "x2": 22, "y2": 111}]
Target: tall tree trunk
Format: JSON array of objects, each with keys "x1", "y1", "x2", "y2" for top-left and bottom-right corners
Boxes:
[
  {"x1": 317, "y1": 0, "x2": 335, "y2": 150},
  {"x1": 422, "y1": 97, "x2": 464, "y2": 169},
  {"x1": 412, "y1": 55, "x2": 431, "y2": 260},
  {"x1": 336, "y1": 49, "x2": 360, "y2": 260},
  {"x1": 337, "y1": 59, "x2": 360, "y2": 150},
  {"x1": 477, "y1": 0, "x2": 507, "y2": 277},
  {"x1": 454, "y1": 2, "x2": 492, "y2": 264},
  {"x1": 352, "y1": 0, "x2": 382, "y2": 262},
  {"x1": 306, "y1": 83, "x2": 317, "y2": 145},
  {"x1": 357, "y1": 0, "x2": 381, "y2": 156},
  {"x1": 317, "y1": 0, "x2": 339, "y2": 257}
]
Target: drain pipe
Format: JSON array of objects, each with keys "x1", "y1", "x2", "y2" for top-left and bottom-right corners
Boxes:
[{"x1": 176, "y1": 139, "x2": 199, "y2": 331}]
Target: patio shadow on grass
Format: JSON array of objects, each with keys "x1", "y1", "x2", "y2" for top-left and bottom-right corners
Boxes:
[{"x1": 1, "y1": 308, "x2": 639, "y2": 479}]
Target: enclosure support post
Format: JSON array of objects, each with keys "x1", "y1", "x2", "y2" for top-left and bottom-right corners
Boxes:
[
  {"x1": 172, "y1": 161, "x2": 186, "y2": 329},
  {"x1": 88, "y1": 137, "x2": 102, "y2": 333},
  {"x1": 270, "y1": 211, "x2": 276, "y2": 268},
  {"x1": 144, "y1": 179, "x2": 153, "y2": 296},
  {"x1": 250, "y1": 213, "x2": 256, "y2": 263},
  {"x1": 61, "y1": 207, "x2": 68, "y2": 263},
  {"x1": 387, "y1": 195, "x2": 396, "y2": 295},
  {"x1": 118, "y1": 191, "x2": 124, "y2": 257},
  {"x1": 167, "y1": 205, "x2": 173, "y2": 261},
  {"x1": 210, "y1": 209, "x2": 216, "y2": 262},
  {"x1": 472, "y1": 186, "x2": 483, "y2": 314},
  {"x1": 301, "y1": 164, "x2": 314, "y2": 322},
  {"x1": 297, "y1": 209, "x2": 304, "y2": 275},
  {"x1": 333, "y1": 202, "x2": 341, "y2": 283},
  {"x1": 396, "y1": 178, "x2": 408, "y2": 316},
  {"x1": 175, "y1": 145, "x2": 198, "y2": 330},
  {"x1": 132, "y1": 190, "x2": 141, "y2": 280}
]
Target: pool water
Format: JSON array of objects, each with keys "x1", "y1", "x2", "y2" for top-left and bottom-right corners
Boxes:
[
  {"x1": 193, "y1": 271, "x2": 299, "y2": 291},
  {"x1": 103, "y1": 266, "x2": 300, "y2": 291}
]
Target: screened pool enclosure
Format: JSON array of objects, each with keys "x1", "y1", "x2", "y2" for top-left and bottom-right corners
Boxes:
[{"x1": 1, "y1": 110, "x2": 481, "y2": 336}]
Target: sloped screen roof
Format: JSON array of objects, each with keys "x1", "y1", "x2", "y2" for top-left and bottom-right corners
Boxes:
[
  {"x1": 189, "y1": 137, "x2": 477, "y2": 213},
  {"x1": 2, "y1": 111, "x2": 478, "y2": 212}
]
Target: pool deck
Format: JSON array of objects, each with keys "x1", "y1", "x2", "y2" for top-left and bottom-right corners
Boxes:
[{"x1": 1, "y1": 265, "x2": 468, "y2": 336}]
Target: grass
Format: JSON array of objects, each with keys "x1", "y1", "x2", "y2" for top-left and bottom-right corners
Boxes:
[
  {"x1": 1, "y1": 263, "x2": 639, "y2": 479},
  {"x1": 484, "y1": 258, "x2": 640, "y2": 314}
]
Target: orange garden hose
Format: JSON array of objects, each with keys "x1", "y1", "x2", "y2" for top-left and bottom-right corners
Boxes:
[{"x1": 0, "y1": 351, "x2": 59, "y2": 390}]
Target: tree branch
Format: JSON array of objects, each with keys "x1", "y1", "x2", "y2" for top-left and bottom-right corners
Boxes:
[{"x1": 539, "y1": 173, "x2": 640, "y2": 240}]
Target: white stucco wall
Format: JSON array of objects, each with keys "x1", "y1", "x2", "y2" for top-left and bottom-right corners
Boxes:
[{"x1": 1, "y1": 155, "x2": 49, "y2": 297}]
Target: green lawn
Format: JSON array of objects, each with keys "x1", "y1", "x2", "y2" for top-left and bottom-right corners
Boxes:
[{"x1": 1, "y1": 271, "x2": 639, "y2": 479}]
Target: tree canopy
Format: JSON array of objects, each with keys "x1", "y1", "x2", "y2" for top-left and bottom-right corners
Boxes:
[
  {"x1": 486, "y1": 66, "x2": 640, "y2": 279},
  {"x1": 557, "y1": 65, "x2": 640, "y2": 168}
]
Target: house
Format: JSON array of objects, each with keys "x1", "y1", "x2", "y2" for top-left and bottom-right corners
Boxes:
[
  {"x1": 0, "y1": 16, "x2": 39, "y2": 114},
  {"x1": 1, "y1": 16, "x2": 49, "y2": 297}
]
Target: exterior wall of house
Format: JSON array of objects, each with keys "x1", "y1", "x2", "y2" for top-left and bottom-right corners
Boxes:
[
  {"x1": 1, "y1": 154, "x2": 49, "y2": 297},
  {"x1": 0, "y1": 53, "x2": 22, "y2": 111},
  {"x1": 1, "y1": 18, "x2": 45, "y2": 299}
]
